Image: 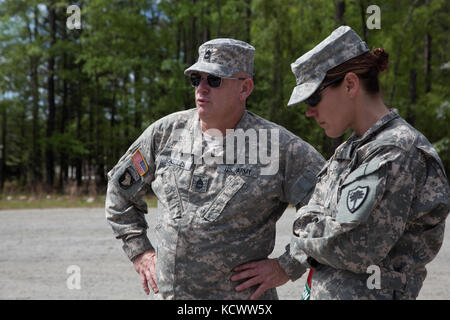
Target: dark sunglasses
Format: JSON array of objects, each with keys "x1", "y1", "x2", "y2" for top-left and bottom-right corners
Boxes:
[
  {"x1": 190, "y1": 73, "x2": 246, "y2": 88},
  {"x1": 304, "y1": 75, "x2": 345, "y2": 106}
]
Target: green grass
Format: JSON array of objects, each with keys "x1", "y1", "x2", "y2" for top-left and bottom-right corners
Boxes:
[{"x1": 0, "y1": 194, "x2": 158, "y2": 210}]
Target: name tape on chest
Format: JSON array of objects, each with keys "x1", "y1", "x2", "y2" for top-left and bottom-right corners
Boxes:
[
  {"x1": 160, "y1": 155, "x2": 193, "y2": 171},
  {"x1": 217, "y1": 165, "x2": 258, "y2": 178}
]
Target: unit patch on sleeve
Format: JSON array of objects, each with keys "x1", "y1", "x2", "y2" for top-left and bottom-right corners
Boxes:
[
  {"x1": 119, "y1": 166, "x2": 139, "y2": 189},
  {"x1": 131, "y1": 149, "x2": 149, "y2": 176},
  {"x1": 347, "y1": 186, "x2": 369, "y2": 213},
  {"x1": 336, "y1": 162, "x2": 382, "y2": 224}
]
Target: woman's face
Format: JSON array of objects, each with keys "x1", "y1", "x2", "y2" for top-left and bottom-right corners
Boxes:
[{"x1": 305, "y1": 79, "x2": 355, "y2": 138}]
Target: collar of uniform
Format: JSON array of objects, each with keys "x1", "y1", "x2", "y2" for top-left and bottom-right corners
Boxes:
[
  {"x1": 222, "y1": 110, "x2": 249, "y2": 151},
  {"x1": 190, "y1": 109, "x2": 249, "y2": 136},
  {"x1": 190, "y1": 110, "x2": 203, "y2": 156},
  {"x1": 232, "y1": 109, "x2": 249, "y2": 131},
  {"x1": 167, "y1": 109, "x2": 201, "y2": 157},
  {"x1": 188, "y1": 109, "x2": 249, "y2": 155},
  {"x1": 334, "y1": 109, "x2": 400, "y2": 160}
]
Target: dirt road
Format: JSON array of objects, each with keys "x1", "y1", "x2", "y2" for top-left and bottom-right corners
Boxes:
[{"x1": 0, "y1": 207, "x2": 448, "y2": 299}]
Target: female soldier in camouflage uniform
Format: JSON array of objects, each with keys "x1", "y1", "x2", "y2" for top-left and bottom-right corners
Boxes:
[{"x1": 287, "y1": 26, "x2": 449, "y2": 299}]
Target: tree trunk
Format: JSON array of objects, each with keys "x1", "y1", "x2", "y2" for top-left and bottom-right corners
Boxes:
[
  {"x1": 216, "y1": 0, "x2": 222, "y2": 37},
  {"x1": 424, "y1": 33, "x2": 431, "y2": 93},
  {"x1": 29, "y1": 6, "x2": 42, "y2": 188},
  {"x1": 424, "y1": 0, "x2": 432, "y2": 93},
  {"x1": 87, "y1": 79, "x2": 96, "y2": 193},
  {"x1": 59, "y1": 18, "x2": 68, "y2": 193},
  {"x1": 95, "y1": 78, "x2": 106, "y2": 190},
  {"x1": 0, "y1": 105, "x2": 6, "y2": 191},
  {"x1": 134, "y1": 69, "x2": 142, "y2": 133},
  {"x1": 110, "y1": 80, "x2": 117, "y2": 166},
  {"x1": 334, "y1": 0, "x2": 346, "y2": 27},
  {"x1": 202, "y1": 5, "x2": 211, "y2": 43},
  {"x1": 333, "y1": 0, "x2": 345, "y2": 149},
  {"x1": 359, "y1": 0, "x2": 368, "y2": 43},
  {"x1": 122, "y1": 77, "x2": 129, "y2": 145},
  {"x1": 176, "y1": 21, "x2": 182, "y2": 60},
  {"x1": 269, "y1": 18, "x2": 282, "y2": 122},
  {"x1": 182, "y1": 21, "x2": 188, "y2": 65},
  {"x1": 76, "y1": 66, "x2": 83, "y2": 188},
  {"x1": 407, "y1": 68, "x2": 417, "y2": 126},
  {"x1": 46, "y1": 0, "x2": 56, "y2": 192},
  {"x1": 245, "y1": 0, "x2": 252, "y2": 43},
  {"x1": 388, "y1": 0, "x2": 419, "y2": 105},
  {"x1": 188, "y1": 0, "x2": 198, "y2": 67}
]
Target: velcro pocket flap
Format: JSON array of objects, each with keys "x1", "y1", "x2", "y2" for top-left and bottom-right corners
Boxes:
[{"x1": 203, "y1": 175, "x2": 245, "y2": 222}]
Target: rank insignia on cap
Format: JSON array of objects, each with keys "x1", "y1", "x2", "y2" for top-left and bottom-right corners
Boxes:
[
  {"x1": 131, "y1": 149, "x2": 149, "y2": 176},
  {"x1": 191, "y1": 175, "x2": 209, "y2": 193},
  {"x1": 204, "y1": 49, "x2": 211, "y2": 60}
]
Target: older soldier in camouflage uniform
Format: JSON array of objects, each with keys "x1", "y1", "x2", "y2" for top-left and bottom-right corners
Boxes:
[
  {"x1": 105, "y1": 38, "x2": 325, "y2": 299},
  {"x1": 287, "y1": 26, "x2": 450, "y2": 299}
]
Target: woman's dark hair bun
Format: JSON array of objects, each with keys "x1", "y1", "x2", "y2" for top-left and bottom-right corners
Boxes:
[
  {"x1": 325, "y1": 47, "x2": 390, "y2": 94},
  {"x1": 371, "y1": 48, "x2": 389, "y2": 72}
]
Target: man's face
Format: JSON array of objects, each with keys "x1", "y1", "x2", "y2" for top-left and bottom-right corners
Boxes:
[{"x1": 194, "y1": 72, "x2": 243, "y2": 126}]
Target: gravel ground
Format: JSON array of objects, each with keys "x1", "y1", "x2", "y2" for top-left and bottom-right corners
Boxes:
[{"x1": 0, "y1": 207, "x2": 448, "y2": 300}]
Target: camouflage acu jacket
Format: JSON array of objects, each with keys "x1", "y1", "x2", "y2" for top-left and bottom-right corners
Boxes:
[
  {"x1": 106, "y1": 108, "x2": 325, "y2": 299},
  {"x1": 290, "y1": 110, "x2": 450, "y2": 299}
]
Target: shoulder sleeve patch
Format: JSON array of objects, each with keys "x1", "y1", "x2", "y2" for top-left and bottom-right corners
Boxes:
[
  {"x1": 118, "y1": 166, "x2": 139, "y2": 189},
  {"x1": 336, "y1": 160, "x2": 385, "y2": 224},
  {"x1": 110, "y1": 148, "x2": 150, "y2": 195},
  {"x1": 131, "y1": 149, "x2": 149, "y2": 176}
]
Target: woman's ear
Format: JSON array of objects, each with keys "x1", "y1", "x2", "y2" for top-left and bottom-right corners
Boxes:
[
  {"x1": 343, "y1": 72, "x2": 359, "y2": 98},
  {"x1": 240, "y1": 78, "x2": 254, "y2": 101}
]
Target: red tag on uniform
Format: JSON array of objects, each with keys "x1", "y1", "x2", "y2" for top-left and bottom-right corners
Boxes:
[
  {"x1": 131, "y1": 149, "x2": 149, "y2": 176},
  {"x1": 301, "y1": 269, "x2": 314, "y2": 300}
]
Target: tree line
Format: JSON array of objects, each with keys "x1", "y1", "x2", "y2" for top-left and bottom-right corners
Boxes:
[{"x1": 0, "y1": 0, "x2": 448, "y2": 195}]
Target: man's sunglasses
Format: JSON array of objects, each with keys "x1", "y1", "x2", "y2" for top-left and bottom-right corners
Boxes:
[
  {"x1": 190, "y1": 73, "x2": 246, "y2": 88},
  {"x1": 303, "y1": 75, "x2": 345, "y2": 106}
]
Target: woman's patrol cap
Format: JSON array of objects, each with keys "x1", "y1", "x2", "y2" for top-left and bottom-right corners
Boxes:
[
  {"x1": 184, "y1": 38, "x2": 255, "y2": 78},
  {"x1": 287, "y1": 26, "x2": 369, "y2": 107}
]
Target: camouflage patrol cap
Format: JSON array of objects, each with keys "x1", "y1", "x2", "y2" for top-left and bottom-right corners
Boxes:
[
  {"x1": 287, "y1": 26, "x2": 369, "y2": 107},
  {"x1": 184, "y1": 38, "x2": 255, "y2": 78}
]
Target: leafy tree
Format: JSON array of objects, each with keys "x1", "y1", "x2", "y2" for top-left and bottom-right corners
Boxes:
[{"x1": 0, "y1": 0, "x2": 448, "y2": 194}]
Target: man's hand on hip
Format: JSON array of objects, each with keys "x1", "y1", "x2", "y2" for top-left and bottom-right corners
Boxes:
[
  {"x1": 231, "y1": 258, "x2": 289, "y2": 300},
  {"x1": 133, "y1": 250, "x2": 158, "y2": 295}
]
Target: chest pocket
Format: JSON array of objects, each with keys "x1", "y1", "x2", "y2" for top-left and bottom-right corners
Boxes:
[
  {"x1": 153, "y1": 150, "x2": 190, "y2": 221},
  {"x1": 202, "y1": 174, "x2": 246, "y2": 222},
  {"x1": 336, "y1": 159, "x2": 386, "y2": 224},
  {"x1": 160, "y1": 168, "x2": 184, "y2": 220}
]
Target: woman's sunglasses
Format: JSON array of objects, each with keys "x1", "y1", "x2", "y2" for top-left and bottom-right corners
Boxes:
[
  {"x1": 190, "y1": 73, "x2": 246, "y2": 88},
  {"x1": 304, "y1": 75, "x2": 345, "y2": 106}
]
